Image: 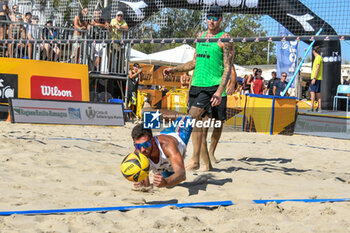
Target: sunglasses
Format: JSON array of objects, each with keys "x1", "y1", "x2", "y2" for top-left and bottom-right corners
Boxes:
[
  {"x1": 207, "y1": 16, "x2": 219, "y2": 21},
  {"x1": 134, "y1": 140, "x2": 152, "y2": 150},
  {"x1": 282, "y1": 75, "x2": 287, "y2": 77}
]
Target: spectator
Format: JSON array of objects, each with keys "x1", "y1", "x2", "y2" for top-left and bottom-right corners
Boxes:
[
  {"x1": 42, "y1": 20, "x2": 60, "y2": 61},
  {"x1": 110, "y1": 11, "x2": 128, "y2": 73},
  {"x1": 72, "y1": 7, "x2": 89, "y2": 63},
  {"x1": 110, "y1": 11, "x2": 128, "y2": 40},
  {"x1": 126, "y1": 63, "x2": 142, "y2": 110},
  {"x1": 266, "y1": 71, "x2": 278, "y2": 95},
  {"x1": 343, "y1": 77, "x2": 349, "y2": 85},
  {"x1": 90, "y1": 9, "x2": 109, "y2": 70},
  {"x1": 24, "y1": 12, "x2": 35, "y2": 59},
  {"x1": 8, "y1": 12, "x2": 25, "y2": 58},
  {"x1": 9, "y1": 4, "x2": 17, "y2": 21},
  {"x1": 0, "y1": 1, "x2": 10, "y2": 40},
  {"x1": 180, "y1": 71, "x2": 191, "y2": 89},
  {"x1": 273, "y1": 72, "x2": 289, "y2": 96},
  {"x1": 309, "y1": 46, "x2": 323, "y2": 112},
  {"x1": 30, "y1": 15, "x2": 43, "y2": 59},
  {"x1": 241, "y1": 74, "x2": 250, "y2": 94},
  {"x1": 251, "y1": 68, "x2": 266, "y2": 94}
]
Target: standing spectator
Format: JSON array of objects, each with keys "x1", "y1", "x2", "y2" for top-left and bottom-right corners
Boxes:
[
  {"x1": 0, "y1": 1, "x2": 10, "y2": 40},
  {"x1": 251, "y1": 69, "x2": 266, "y2": 94},
  {"x1": 273, "y1": 72, "x2": 289, "y2": 96},
  {"x1": 309, "y1": 46, "x2": 323, "y2": 112},
  {"x1": 90, "y1": 9, "x2": 109, "y2": 70},
  {"x1": 126, "y1": 63, "x2": 142, "y2": 110},
  {"x1": 42, "y1": 20, "x2": 60, "y2": 61},
  {"x1": 266, "y1": 71, "x2": 278, "y2": 95},
  {"x1": 110, "y1": 11, "x2": 128, "y2": 39},
  {"x1": 241, "y1": 74, "x2": 250, "y2": 94},
  {"x1": 72, "y1": 7, "x2": 89, "y2": 63},
  {"x1": 180, "y1": 71, "x2": 191, "y2": 89},
  {"x1": 110, "y1": 11, "x2": 128, "y2": 73},
  {"x1": 8, "y1": 12, "x2": 25, "y2": 58}
]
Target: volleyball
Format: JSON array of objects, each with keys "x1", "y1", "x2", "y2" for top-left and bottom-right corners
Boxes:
[{"x1": 120, "y1": 152, "x2": 150, "y2": 182}]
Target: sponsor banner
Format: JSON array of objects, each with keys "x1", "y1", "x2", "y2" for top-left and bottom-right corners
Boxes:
[
  {"x1": 0, "y1": 58, "x2": 89, "y2": 102},
  {"x1": 31, "y1": 76, "x2": 82, "y2": 101},
  {"x1": 295, "y1": 114, "x2": 350, "y2": 140},
  {"x1": 9, "y1": 98, "x2": 124, "y2": 126},
  {"x1": 0, "y1": 73, "x2": 18, "y2": 104},
  {"x1": 277, "y1": 24, "x2": 299, "y2": 87},
  {"x1": 133, "y1": 63, "x2": 183, "y2": 87}
]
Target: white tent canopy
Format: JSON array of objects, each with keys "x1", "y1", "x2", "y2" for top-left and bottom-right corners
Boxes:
[
  {"x1": 130, "y1": 44, "x2": 196, "y2": 66},
  {"x1": 130, "y1": 49, "x2": 148, "y2": 59}
]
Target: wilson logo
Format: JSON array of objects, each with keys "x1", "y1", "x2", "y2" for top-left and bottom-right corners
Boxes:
[
  {"x1": 31, "y1": 76, "x2": 82, "y2": 101},
  {"x1": 41, "y1": 85, "x2": 72, "y2": 97}
]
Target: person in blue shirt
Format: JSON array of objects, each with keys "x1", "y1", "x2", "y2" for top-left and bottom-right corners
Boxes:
[{"x1": 273, "y1": 72, "x2": 289, "y2": 96}]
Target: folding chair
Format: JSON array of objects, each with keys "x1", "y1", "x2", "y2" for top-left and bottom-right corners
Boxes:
[{"x1": 333, "y1": 85, "x2": 350, "y2": 112}]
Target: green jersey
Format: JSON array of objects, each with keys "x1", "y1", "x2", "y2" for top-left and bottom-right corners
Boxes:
[{"x1": 192, "y1": 31, "x2": 226, "y2": 96}]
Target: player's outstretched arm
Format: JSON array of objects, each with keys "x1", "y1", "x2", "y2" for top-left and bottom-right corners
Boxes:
[{"x1": 153, "y1": 140, "x2": 186, "y2": 188}]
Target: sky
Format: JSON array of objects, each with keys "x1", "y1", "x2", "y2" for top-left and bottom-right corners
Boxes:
[{"x1": 261, "y1": 0, "x2": 350, "y2": 63}]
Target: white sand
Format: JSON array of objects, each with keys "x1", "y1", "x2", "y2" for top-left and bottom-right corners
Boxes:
[{"x1": 0, "y1": 121, "x2": 349, "y2": 232}]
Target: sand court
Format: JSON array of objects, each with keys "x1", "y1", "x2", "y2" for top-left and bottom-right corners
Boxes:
[{"x1": 0, "y1": 121, "x2": 349, "y2": 232}]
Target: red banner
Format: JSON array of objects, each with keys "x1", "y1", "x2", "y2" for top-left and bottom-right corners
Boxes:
[{"x1": 31, "y1": 76, "x2": 82, "y2": 101}]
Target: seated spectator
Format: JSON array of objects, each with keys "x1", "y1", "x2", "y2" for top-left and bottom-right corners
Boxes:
[
  {"x1": 90, "y1": 9, "x2": 109, "y2": 71},
  {"x1": 251, "y1": 69, "x2": 266, "y2": 94},
  {"x1": 110, "y1": 11, "x2": 128, "y2": 40},
  {"x1": 8, "y1": 4, "x2": 17, "y2": 21},
  {"x1": 8, "y1": 12, "x2": 25, "y2": 58},
  {"x1": 42, "y1": 20, "x2": 60, "y2": 61},
  {"x1": 72, "y1": 7, "x2": 89, "y2": 63},
  {"x1": 343, "y1": 77, "x2": 349, "y2": 85},
  {"x1": 273, "y1": 72, "x2": 289, "y2": 96},
  {"x1": 0, "y1": 0, "x2": 9, "y2": 40}
]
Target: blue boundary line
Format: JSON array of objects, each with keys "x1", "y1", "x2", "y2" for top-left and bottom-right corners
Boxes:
[
  {"x1": 254, "y1": 198, "x2": 350, "y2": 204},
  {"x1": 1, "y1": 198, "x2": 349, "y2": 216},
  {"x1": 0, "y1": 201, "x2": 233, "y2": 216},
  {"x1": 248, "y1": 94, "x2": 297, "y2": 100}
]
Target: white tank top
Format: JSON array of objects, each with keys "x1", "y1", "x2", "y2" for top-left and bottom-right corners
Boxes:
[{"x1": 149, "y1": 133, "x2": 187, "y2": 173}]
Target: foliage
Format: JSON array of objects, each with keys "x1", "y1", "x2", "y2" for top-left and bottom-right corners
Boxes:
[
  {"x1": 133, "y1": 10, "x2": 275, "y2": 65},
  {"x1": 227, "y1": 14, "x2": 276, "y2": 65}
]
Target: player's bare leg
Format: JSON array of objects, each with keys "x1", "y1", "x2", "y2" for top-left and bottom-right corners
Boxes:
[
  {"x1": 199, "y1": 116, "x2": 212, "y2": 171},
  {"x1": 208, "y1": 122, "x2": 223, "y2": 163},
  {"x1": 186, "y1": 106, "x2": 205, "y2": 170}
]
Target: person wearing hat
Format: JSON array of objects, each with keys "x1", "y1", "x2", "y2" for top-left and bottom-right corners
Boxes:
[
  {"x1": 163, "y1": 5, "x2": 234, "y2": 171},
  {"x1": 110, "y1": 11, "x2": 128, "y2": 40}
]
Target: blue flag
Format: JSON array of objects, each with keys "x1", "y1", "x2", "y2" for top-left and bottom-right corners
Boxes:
[{"x1": 277, "y1": 24, "x2": 299, "y2": 87}]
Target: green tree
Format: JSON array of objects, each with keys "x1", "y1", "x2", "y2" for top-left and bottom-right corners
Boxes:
[
  {"x1": 133, "y1": 9, "x2": 203, "y2": 54},
  {"x1": 227, "y1": 14, "x2": 276, "y2": 65}
]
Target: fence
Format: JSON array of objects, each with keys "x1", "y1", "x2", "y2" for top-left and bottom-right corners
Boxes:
[{"x1": 0, "y1": 20, "x2": 130, "y2": 76}]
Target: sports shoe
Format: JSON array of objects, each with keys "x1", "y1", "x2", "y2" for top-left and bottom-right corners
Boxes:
[{"x1": 307, "y1": 108, "x2": 314, "y2": 112}]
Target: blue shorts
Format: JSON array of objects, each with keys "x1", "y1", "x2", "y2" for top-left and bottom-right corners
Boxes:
[
  {"x1": 161, "y1": 170, "x2": 174, "y2": 178},
  {"x1": 310, "y1": 80, "x2": 321, "y2": 93},
  {"x1": 160, "y1": 116, "x2": 193, "y2": 145}
]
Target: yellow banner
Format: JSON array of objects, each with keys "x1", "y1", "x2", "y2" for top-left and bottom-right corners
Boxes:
[{"x1": 0, "y1": 58, "x2": 89, "y2": 104}]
